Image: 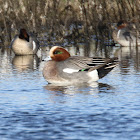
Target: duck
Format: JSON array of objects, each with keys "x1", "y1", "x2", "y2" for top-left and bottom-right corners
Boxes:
[
  {"x1": 112, "y1": 20, "x2": 140, "y2": 47},
  {"x1": 43, "y1": 46, "x2": 118, "y2": 84},
  {"x1": 11, "y1": 29, "x2": 39, "y2": 55}
]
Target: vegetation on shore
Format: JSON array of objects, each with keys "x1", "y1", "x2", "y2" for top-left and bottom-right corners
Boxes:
[{"x1": 0, "y1": 0, "x2": 139, "y2": 47}]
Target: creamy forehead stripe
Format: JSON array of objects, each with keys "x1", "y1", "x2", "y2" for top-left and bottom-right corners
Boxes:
[{"x1": 63, "y1": 68, "x2": 79, "y2": 73}]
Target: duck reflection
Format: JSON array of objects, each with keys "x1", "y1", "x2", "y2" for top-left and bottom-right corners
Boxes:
[
  {"x1": 116, "y1": 46, "x2": 140, "y2": 72},
  {"x1": 12, "y1": 55, "x2": 39, "y2": 72},
  {"x1": 43, "y1": 82, "x2": 113, "y2": 95}
]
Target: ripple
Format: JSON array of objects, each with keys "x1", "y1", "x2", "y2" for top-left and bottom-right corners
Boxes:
[{"x1": 1, "y1": 47, "x2": 140, "y2": 140}]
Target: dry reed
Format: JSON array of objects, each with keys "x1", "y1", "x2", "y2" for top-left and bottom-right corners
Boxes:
[{"x1": 0, "y1": 0, "x2": 139, "y2": 47}]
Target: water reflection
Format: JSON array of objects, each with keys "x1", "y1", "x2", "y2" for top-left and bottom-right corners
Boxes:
[
  {"x1": 1, "y1": 43, "x2": 140, "y2": 140},
  {"x1": 12, "y1": 55, "x2": 40, "y2": 72},
  {"x1": 43, "y1": 41, "x2": 116, "y2": 58},
  {"x1": 1, "y1": 42, "x2": 140, "y2": 75},
  {"x1": 117, "y1": 46, "x2": 140, "y2": 73},
  {"x1": 44, "y1": 82, "x2": 113, "y2": 95}
]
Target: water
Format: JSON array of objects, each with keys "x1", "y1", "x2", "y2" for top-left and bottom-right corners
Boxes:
[{"x1": 0, "y1": 44, "x2": 140, "y2": 140}]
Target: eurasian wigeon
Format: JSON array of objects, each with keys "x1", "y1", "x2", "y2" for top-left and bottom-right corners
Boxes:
[
  {"x1": 11, "y1": 29, "x2": 39, "y2": 55},
  {"x1": 112, "y1": 20, "x2": 140, "y2": 47},
  {"x1": 43, "y1": 46, "x2": 118, "y2": 84}
]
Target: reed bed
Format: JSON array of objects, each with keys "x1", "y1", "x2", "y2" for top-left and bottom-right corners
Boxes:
[{"x1": 0, "y1": 0, "x2": 139, "y2": 47}]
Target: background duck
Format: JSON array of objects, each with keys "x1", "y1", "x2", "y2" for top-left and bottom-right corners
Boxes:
[
  {"x1": 112, "y1": 20, "x2": 140, "y2": 47},
  {"x1": 43, "y1": 46, "x2": 118, "y2": 85},
  {"x1": 11, "y1": 29, "x2": 39, "y2": 55}
]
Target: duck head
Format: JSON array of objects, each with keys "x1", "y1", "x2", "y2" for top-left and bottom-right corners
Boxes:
[
  {"x1": 117, "y1": 20, "x2": 127, "y2": 29},
  {"x1": 49, "y1": 46, "x2": 70, "y2": 61},
  {"x1": 19, "y1": 29, "x2": 29, "y2": 42}
]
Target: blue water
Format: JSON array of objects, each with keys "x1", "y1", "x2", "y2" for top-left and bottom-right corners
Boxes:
[{"x1": 0, "y1": 45, "x2": 140, "y2": 140}]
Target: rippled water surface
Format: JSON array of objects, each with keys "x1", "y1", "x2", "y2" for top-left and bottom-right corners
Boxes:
[{"x1": 0, "y1": 44, "x2": 140, "y2": 140}]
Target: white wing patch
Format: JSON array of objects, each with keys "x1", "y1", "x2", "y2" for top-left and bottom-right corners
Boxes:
[
  {"x1": 117, "y1": 29, "x2": 121, "y2": 39},
  {"x1": 33, "y1": 41, "x2": 36, "y2": 51},
  {"x1": 63, "y1": 68, "x2": 79, "y2": 73}
]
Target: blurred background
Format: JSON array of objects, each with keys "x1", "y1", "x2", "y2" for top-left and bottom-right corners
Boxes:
[{"x1": 0, "y1": 0, "x2": 139, "y2": 47}]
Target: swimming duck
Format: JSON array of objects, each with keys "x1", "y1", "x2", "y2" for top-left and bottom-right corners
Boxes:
[
  {"x1": 112, "y1": 20, "x2": 140, "y2": 47},
  {"x1": 11, "y1": 29, "x2": 39, "y2": 55},
  {"x1": 43, "y1": 46, "x2": 118, "y2": 84}
]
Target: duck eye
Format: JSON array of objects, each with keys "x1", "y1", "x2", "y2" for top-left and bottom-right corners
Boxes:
[{"x1": 54, "y1": 51, "x2": 63, "y2": 54}]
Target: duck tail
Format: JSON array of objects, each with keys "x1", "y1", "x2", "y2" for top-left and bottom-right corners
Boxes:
[
  {"x1": 97, "y1": 57, "x2": 118, "y2": 78},
  {"x1": 88, "y1": 57, "x2": 118, "y2": 79}
]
